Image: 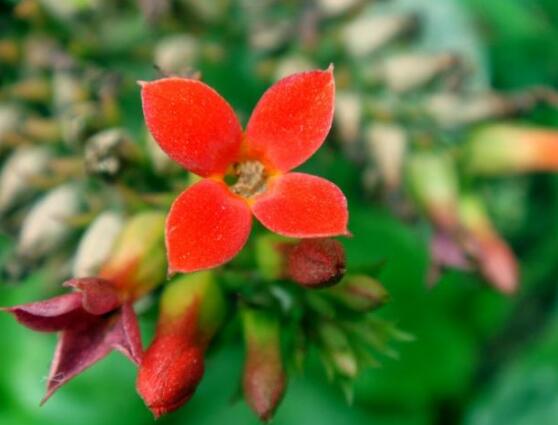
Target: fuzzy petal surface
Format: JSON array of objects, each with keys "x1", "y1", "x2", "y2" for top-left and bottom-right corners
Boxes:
[
  {"x1": 141, "y1": 78, "x2": 243, "y2": 177},
  {"x1": 42, "y1": 306, "x2": 143, "y2": 403},
  {"x1": 245, "y1": 68, "x2": 335, "y2": 172},
  {"x1": 252, "y1": 173, "x2": 348, "y2": 238},
  {"x1": 63, "y1": 277, "x2": 121, "y2": 315},
  {"x1": 166, "y1": 179, "x2": 252, "y2": 273},
  {"x1": 2, "y1": 293, "x2": 85, "y2": 332}
]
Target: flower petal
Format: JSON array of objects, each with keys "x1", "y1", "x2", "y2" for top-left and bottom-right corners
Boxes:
[
  {"x1": 2, "y1": 293, "x2": 85, "y2": 332},
  {"x1": 166, "y1": 179, "x2": 252, "y2": 273},
  {"x1": 63, "y1": 277, "x2": 121, "y2": 315},
  {"x1": 141, "y1": 78, "x2": 243, "y2": 177},
  {"x1": 42, "y1": 306, "x2": 143, "y2": 404},
  {"x1": 252, "y1": 173, "x2": 348, "y2": 237},
  {"x1": 245, "y1": 68, "x2": 335, "y2": 172}
]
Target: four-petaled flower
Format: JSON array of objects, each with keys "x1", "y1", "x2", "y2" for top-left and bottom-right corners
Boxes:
[{"x1": 141, "y1": 67, "x2": 349, "y2": 273}]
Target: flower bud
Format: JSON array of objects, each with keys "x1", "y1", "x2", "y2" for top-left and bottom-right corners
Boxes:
[
  {"x1": 7, "y1": 77, "x2": 51, "y2": 103},
  {"x1": 17, "y1": 184, "x2": 81, "y2": 262},
  {"x1": 466, "y1": 125, "x2": 558, "y2": 175},
  {"x1": 242, "y1": 308, "x2": 286, "y2": 422},
  {"x1": 154, "y1": 34, "x2": 199, "y2": 76},
  {"x1": 325, "y1": 275, "x2": 389, "y2": 312},
  {"x1": 0, "y1": 146, "x2": 51, "y2": 214},
  {"x1": 286, "y1": 238, "x2": 346, "y2": 288},
  {"x1": 459, "y1": 195, "x2": 518, "y2": 294},
  {"x1": 84, "y1": 128, "x2": 138, "y2": 178},
  {"x1": 406, "y1": 152, "x2": 460, "y2": 233},
  {"x1": 99, "y1": 212, "x2": 166, "y2": 299},
  {"x1": 335, "y1": 91, "x2": 363, "y2": 155},
  {"x1": 318, "y1": 321, "x2": 358, "y2": 378},
  {"x1": 343, "y1": 13, "x2": 417, "y2": 57},
  {"x1": 365, "y1": 123, "x2": 407, "y2": 190},
  {"x1": 380, "y1": 53, "x2": 459, "y2": 93},
  {"x1": 72, "y1": 211, "x2": 124, "y2": 278},
  {"x1": 137, "y1": 272, "x2": 226, "y2": 417}
]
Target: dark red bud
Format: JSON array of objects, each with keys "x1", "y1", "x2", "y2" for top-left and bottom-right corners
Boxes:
[{"x1": 286, "y1": 238, "x2": 346, "y2": 288}]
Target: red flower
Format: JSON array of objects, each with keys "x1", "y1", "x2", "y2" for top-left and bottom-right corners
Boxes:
[{"x1": 141, "y1": 67, "x2": 349, "y2": 273}]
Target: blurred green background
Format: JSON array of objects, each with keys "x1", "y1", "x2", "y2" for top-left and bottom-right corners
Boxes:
[{"x1": 2, "y1": 0, "x2": 558, "y2": 424}]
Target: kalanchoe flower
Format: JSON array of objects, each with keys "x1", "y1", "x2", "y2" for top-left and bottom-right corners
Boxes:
[
  {"x1": 242, "y1": 308, "x2": 286, "y2": 422},
  {"x1": 141, "y1": 67, "x2": 349, "y2": 274},
  {"x1": 2, "y1": 211, "x2": 166, "y2": 402},
  {"x1": 137, "y1": 271, "x2": 226, "y2": 418}
]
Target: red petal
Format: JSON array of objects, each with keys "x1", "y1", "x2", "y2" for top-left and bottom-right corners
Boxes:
[
  {"x1": 166, "y1": 179, "x2": 252, "y2": 273},
  {"x1": 63, "y1": 277, "x2": 121, "y2": 315},
  {"x1": 252, "y1": 173, "x2": 348, "y2": 237},
  {"x1": 141, "y1": 78, "x2": 242, "y2": 177},
  {"x1": 2, "y1": 293, "x2": 85, "y2": 332},
  {"x1": 245, "y1": 68, "x2": 335, "y2": 172}
]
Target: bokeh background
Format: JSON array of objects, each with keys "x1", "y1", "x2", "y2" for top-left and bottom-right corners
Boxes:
[{"x1": 1, "y1": 0, "x2": 558, "y2": 424}]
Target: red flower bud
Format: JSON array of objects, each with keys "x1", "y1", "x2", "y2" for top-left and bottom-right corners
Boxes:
[
  {"x1": 242, "y1": 308, "x2": 286, "y2": 422},
  {"x1": 286, "y1": 238, "x2": 346, "y2": 288},
  {"x1": 137, "y1": 272, "x2": 226, "y2": 417},
  {"x1": 459, "y1": 195, "x2": 519, "y2": 294}
]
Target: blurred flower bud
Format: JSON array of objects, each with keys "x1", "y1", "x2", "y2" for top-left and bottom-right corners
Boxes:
[
  {"x1": 335, "y1": 91, "x2": 363, "y2": 156},
  {"x1": 59, "y1": 101, "x2": 98, "y2": 146},
  {"x1": 249, "y1": 19, "x2": 293, "y2": 52},
  {"x1": 99, "y1": 211, "x2": 166, "y2": 299},
  {"x1": 406, "y1": 152, "x2": 460, "y2": 233},
  {"x1": 287, "y1": 238, "x2": 346, "y2": 288},
  {"x1": 0, "y1": 104, "x2": 23, "y2": 147},
  {"x1": 343, "y1": 13, "x2": 416, "y2": 57},
  {"x1": 325, "y1": 275, "x2": 389, "y2": 312},
  {"x1": 53, "y1": 70, "x2": 88, "y2": 113},
  {"x1": 428, "y1": 231, "x2": 472, "y2": 285},
  {"x1": 7, "y1": 76, "x2": 51, "y2": 103},
  {"x1": 316, "y1": 0, "x2": 362, "y2": 17},
  {"x1": 242, "y1": 308, "x2": 286, "y2": 422},
  {"x1": 0, "y1": 146, "x2": 51, "y2": 214},
  {"x1": 318, "y1": 321, "x2": 357, "y2": 378},
  {"x1": 426, "y1": 93, "x2": 515, "y2": 129},
  {"x1": 17, "y1": 184, "x2": 81, "y2": 262},
  {"x1": 379, "y1": 53, "x2": 459, "y2": 93},
  {"x1": 365, "y1": 123, "x2": 407, "y2": 191},
  {"x1": 466, "y1": 125, "x2": 558, "y2": 175},
  {"x1": 154, "y1": 34, "x2": 199, "y2": 76},
  {"x1": 459, "y1": 195, "x2": 518, "y2": 294},
  {"x1": 137, "y1": 271, "x2": 226, "y2": 417},
  {"x1": 73, "y1": 211, "x2": 124, "y2": 278},
  {"x1": 22, "y1": 116, "x2": 61, "y2": 142},
  {"x1": 23, "y1": 35, "x2": 61, "y2": 70},
  {"x1": 255, "y1": 234, "x2": 290, "y2": 281},
  {"x1": 0, "y1": 39, "x2": 20, "y2": 64},
  {"x1": 84, "y1": 128, "x2": 138, "y2": 178}
]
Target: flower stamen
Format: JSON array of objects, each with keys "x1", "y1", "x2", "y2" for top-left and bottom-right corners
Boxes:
[{"x1": 230, "y1": 160, "x2": 267, "y2": 198}]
